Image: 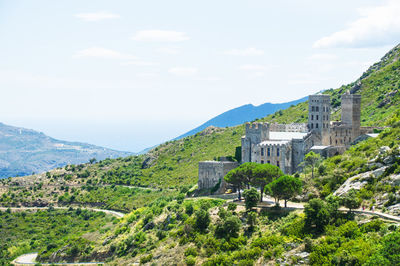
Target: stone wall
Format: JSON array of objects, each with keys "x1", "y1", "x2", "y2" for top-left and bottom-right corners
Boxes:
[
  {"x1": 252, "y1": 142, "x2": 292, "y2": 174},
  {"x1": 269, "y1": 123, "x2": 307, "y2": 133},
  {"x1": 198, "y1": 161, "x2": 239, "y2": 193}
]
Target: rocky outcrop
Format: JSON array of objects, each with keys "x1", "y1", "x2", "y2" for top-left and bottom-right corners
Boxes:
[{"x1": 333, "y1": 167, "x2": 386, "y2": 196}]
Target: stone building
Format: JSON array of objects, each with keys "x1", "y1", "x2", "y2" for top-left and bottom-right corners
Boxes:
[
  {"x1": 198, "y1": 159, "x2": 239, "y2": 193},
  {"x1": 198, "y1": 91, "x2": 374, "y2": 192}
]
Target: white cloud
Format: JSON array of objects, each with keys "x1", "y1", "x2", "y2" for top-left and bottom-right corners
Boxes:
[
  {"x1": 74, "y1": 11, "x2": 120, "y2": 22},
  {"x1": 308, "y1": 53, "x2": 338, "y2": 61},
  {"x1": 73, "y1": 47, "x2": 136, "y2": 60},
  {"x1": 239, "y1": 64, "x2": 270, "y2": 71},
  {"x1": 239, "y1": 64, "x2": 274, "y2": 79},
  {"x1": 132, "y1": 30, "x2": 189, "y2": 42},
  {"x1": 157, "y1": 47, "x2": 180, "y2": 55},
  {"x1": 314, "y1": 0, "x2": 400, "y2": 48},
  {"x1": 136, "y1": 72, "x2": 159, "y2": 78},
  {"x1": 168, "y1": 67, "x2": 198, "y2": 76},
  {"x1": 121, "y1": 61, "x2": 159, "y2": 66},
  {"x1": 224, "y1": 47, "x2": 265, "y2": 56}
]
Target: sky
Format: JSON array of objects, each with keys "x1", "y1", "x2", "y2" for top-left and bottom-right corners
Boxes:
[{"x1": 0, "y1": 0, "x2": 399, "y2": 152}]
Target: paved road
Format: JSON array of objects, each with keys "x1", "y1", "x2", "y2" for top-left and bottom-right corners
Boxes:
[
  {"x1": 0, "y1": 206, "x2": 125, "y2": 218},
  {"x1": 224, "y1": 195, "x2": 400, "y2": 223}
]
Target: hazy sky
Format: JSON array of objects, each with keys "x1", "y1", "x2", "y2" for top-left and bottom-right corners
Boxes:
[{"x1": 0, "y1": 0, "x2": 399, "y2": 152}]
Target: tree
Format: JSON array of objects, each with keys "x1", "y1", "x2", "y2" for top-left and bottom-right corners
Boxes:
[
  {"x1": 252, "y1": 163, "x2": 283, "y2": 202},
  {"x1": 342, "y1": 189, "x2": 362, "y2": 213},
  {"x1": 304, "y1": 151, "x2": 321, "y2": 179},
  {"x1": 246, "y1": 211, "x2": 257, "y2": 230},
  {"x1": 243, "y1": 188, "x2": 260, "y2": 211},
  {"x1": 304, "y1": 198, "x2": 338, "y2": 232},
  {"x1": 194, "y1": 209, "x2": 210, "y2": 232},
  {"x1": 89, "y1": 158, "x2": 97, "y2": 164},
  {"x1": 215, "y1": 216, "x2": 241, "y2": 239},
  {"x1": 240, "y1": 162, "x2": 259, "y2": 189},
  {"x1": 265, "y1": 175, "x2": 302, "y2": 207},
  {"x1": 224, "y1": 168, "x2": 245, "y2": 201}
]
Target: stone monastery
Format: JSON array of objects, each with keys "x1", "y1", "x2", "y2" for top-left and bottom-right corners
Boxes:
[{"x1": 198, "y1": 92, "x2": 377, "y2": 192}]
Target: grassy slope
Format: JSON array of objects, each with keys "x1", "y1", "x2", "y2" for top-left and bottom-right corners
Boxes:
[{"x1": 0, "y1": 209, "x2": 116, "y2": 264}]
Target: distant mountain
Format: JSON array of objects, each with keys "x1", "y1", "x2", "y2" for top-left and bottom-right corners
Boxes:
[
  {"x1": 173, "y1": 97, "x2": 307, "y2": 140},
  {"x1": 0, "y1": 123, "x2": 133, "y2": 178}
]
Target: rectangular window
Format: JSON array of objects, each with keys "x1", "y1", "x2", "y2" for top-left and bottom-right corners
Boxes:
[
  {"x1": 312, "y1": 106, "x2": 315, "y2": 111},
  {"x1": 316, "y1": 106, "x2": 319, "y2": 112},
  {"x1": 267, "y1": 148, "x2": 270, "y2": 156},
  {"x1": 311, "y1": 115, "x2": 314, "y2": 120},
  {"x1": 261, "y1": 148, "x2": 264, "y2": 156},
  {"x1": 277, "y1": 161, "x2": 280, "y2": 167},
  {"x1": 316, "y1": 123, "x2": 319, "y2": 128},
  {"x1": 267, "y1": 160, "x2": 270, "y2": 164},
  {"x1": 277, "y1": 147, "x2": 280, "y2": 157},
  {"x1": 316, "y1": 115, "x2": 319, "y2": 120},
  {"x1": 261, "y1": 160, "x2": 264, "y2": 164}
]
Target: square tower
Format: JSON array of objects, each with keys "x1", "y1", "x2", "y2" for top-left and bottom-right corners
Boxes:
[
  {"x1": 341, "y1": 91, "x2": 361, "y2": 139},
  {"x1": 241, "y1": 123, "x2": 270, "y2": 163},
  {"x1": 308, "y1": 94, "x2": 331, "y2": 145}
]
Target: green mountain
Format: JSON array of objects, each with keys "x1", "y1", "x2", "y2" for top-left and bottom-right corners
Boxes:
[{"x1": 0, "y1": 122, "x2": 132, "y2": 178}]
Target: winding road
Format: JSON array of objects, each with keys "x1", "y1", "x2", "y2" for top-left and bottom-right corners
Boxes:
[{"x1": 0, "y1": 206, "x2": 125, "y2": 218}]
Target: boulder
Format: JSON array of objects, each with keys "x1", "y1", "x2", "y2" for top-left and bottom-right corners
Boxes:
[{"x1": 334, "y1": 166, "x2": 387, "y2": 196}]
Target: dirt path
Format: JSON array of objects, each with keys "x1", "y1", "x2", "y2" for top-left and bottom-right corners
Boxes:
[
  {"x1": 0, "y1": 206, "x2": 125, "y2": 218},
  {"x1": 12, "y1": 252, "x2": 104, "y2": 265}
]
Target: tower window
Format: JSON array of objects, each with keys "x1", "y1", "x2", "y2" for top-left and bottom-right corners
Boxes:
[
  {"x1": 261, "y1": 148, "x2": 264, "y2": 156},
  {"x1": 277, "y1": 148, "x2": 280, "y2": 157},
  {"x1": 267, "y1": 148, "x2": 270, "y2": 156}
]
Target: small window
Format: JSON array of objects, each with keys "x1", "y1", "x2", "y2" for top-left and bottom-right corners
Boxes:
[
  {"x1": 267, "y1": 148, "x2": 270, "y2": 156},
  {"x1": 261, "y1": 148, "x2": 264, "y2": 156},
  {"x1": 277, "y1": 148, "x2": 280, "y2": 157}
]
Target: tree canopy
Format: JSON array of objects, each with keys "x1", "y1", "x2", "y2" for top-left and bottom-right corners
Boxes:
[{"x1": 265, "y1": 175, "x2": 302, "y2": 207}]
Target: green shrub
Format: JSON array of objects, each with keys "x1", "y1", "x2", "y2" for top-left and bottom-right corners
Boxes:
[
  {"x1": 140, "y1": 253, "x2": 153, "y2": 264},
  {"x1": 194, "y1": 209, "x2": 210, "y2": 232},
  {"x1": 184, "y1": 246, "x2": 198, "y2": 257}
]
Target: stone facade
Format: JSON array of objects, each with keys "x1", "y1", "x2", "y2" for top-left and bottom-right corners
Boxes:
[
  {"x1": 198, "y1": 160, "x2": 239, "y2": 193},
  {"x1": 198, "y1": 91, "x2": 374, "y2": 192},
  {"x1": 241, "y1": 91, "x2": 370, "y2": 174}
]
